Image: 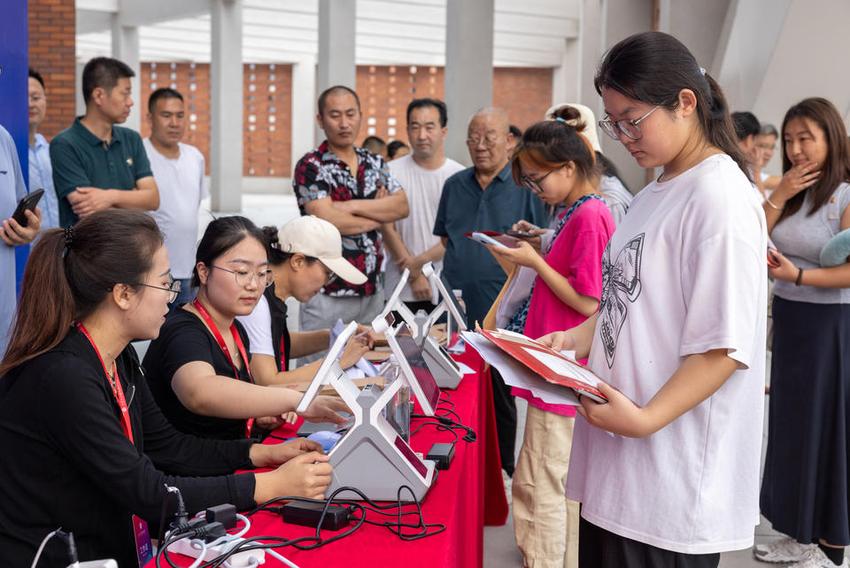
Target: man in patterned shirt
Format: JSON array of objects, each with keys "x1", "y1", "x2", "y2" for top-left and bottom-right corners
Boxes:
[{"x1": 293, "y1": 85, "x2": 409, "y2": 334}]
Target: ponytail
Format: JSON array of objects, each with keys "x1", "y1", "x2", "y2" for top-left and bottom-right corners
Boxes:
[
  {"x1": 0, "y1": 210, "x2": 162, "y2": 376},
  {"x1": 0, "y1": 230, "x2": 75, "y2": 375},
  {"x1": 701, "y1": 73, "x2": 751, "y2": 180},
  {"x1": 594, "y1": 31, "x2": 751, "y2": 180}
]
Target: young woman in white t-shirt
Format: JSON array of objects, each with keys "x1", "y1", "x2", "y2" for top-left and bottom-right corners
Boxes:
[
  {"x1": 540, "y1": 31, "x2": 767, "y2": 568},
  {"x1": 238, "y1": 215, "x2": 373, "y2": 388}
]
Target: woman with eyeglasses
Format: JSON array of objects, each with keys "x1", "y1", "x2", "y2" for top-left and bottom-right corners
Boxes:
[
  {"x1": 0, "y1": 210, "x2": 336, "y2": 566},
  {"x1": 143, "y1": 215, "x2": 348, "y2": 442},
  {"x1": 237, "y1": 215, "x2": 373, "y2": 388},
  {"x1": 540, "y1": 32, "x2": 766, "y2": 568},
  {"x1": 487, "y1": 105, "x2": 614, "y2": 568}
]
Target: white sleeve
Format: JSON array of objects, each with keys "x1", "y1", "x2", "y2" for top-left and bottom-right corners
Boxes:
[
  {"x1": 237, "y1": 295, "x2": 274, "y2": 356},
  {"x1": 678, "y1": 205, "x2": 766, "y2": 369}
]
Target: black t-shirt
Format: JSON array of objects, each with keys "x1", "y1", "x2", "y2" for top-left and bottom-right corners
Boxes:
[
  {"x1": 0, "y1": 329, "x2": 255, "y2": 567},
  {"x1": 144, "y1": 309, "x2": 254, "y2": 440}
]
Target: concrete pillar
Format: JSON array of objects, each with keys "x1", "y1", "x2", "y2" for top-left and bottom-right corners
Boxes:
[
  {"x1": 552, "y1": 38, "x2": 582, "y2": 108},
  {"x1": 317, "y1": 0, "x2": 356, "y2": 91},
  {"x1": 292, "y1": 58, "x2": 318, "y2": 176},
  {"x1": 445, "y1": 0, "x2": 494, "y2": 166},
  {"x1": 75, "y1": 60, "x2": 86, "y2": 117},
  {"x1": 317, "y1": 0, "x2": 356, "y2": 144},
  {"x1": 210, "y1": 0, "x2": 243, "y2": 213},
  {"x1": 110, "y1": 16, "x2": 141, "y2": 131}
]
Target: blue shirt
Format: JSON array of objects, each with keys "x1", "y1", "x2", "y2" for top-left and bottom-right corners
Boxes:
[
  {"x1": 28, "y1": 133, "x2": 59, "y2": 230},
  {"x1": 433, "y1": 164, "x2": 547, "y2": 327},
  {"x1": 0, "y1": 125, "x2": 27, "y2": 356}
]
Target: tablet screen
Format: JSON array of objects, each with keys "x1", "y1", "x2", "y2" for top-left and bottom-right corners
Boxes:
[{"x1": 395, "y1": 325, "x2": 440, "y2": 412}]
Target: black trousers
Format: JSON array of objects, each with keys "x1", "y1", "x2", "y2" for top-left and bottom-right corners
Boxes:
[
  {"x1": 489, "y1": 368, "x2": 516, "y2": 476},
  {"x1": 579, "y1": 517, "x2": 720, "y2": 568}
]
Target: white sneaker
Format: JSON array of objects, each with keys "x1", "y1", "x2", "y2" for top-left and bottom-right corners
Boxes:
[
  {"x1": 753, "y1": 537, "x2": 815, "y2": 563},
  {"x1": 784, "y1": 546, "x2": 848, "y2": 568}
]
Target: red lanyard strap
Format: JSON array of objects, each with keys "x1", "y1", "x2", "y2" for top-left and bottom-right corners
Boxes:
[
  {"x1": 76, "y1": 322, "x2": 134, "y2": 444},
  {"x1": 279, "y1": 335, "x2": 287, "y2": 372},
  {"x1": 192, "y1": 299, "x2": 256, "y2": 437}
]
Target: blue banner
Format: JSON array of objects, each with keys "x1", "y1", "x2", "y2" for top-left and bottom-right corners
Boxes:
[{"x1": 0, "y1": 0, "x2": 30, "y2": 291}]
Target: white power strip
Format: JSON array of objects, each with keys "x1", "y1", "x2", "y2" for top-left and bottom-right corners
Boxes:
[{"x1": 166, "y1": 535, "x2": 266, "y2": 566}]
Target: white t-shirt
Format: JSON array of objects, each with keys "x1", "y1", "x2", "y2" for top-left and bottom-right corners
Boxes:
[
  {"x1": 386, "y1": 154, "x2": 465, "y2": 301},
  {"x1": 237, "y1": 295, "x2": 274, "y2": 356},
  {"x1": 144, "y1": 140, "x2": 208, "y2": 279},
  {"x1": 566, "y1": 154, "x2": 768, "y2": 554}
]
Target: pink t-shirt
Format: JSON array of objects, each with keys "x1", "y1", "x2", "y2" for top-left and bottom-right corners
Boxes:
[{"x1": 513, "y1": 197, "x2": 615, "y2": 416}]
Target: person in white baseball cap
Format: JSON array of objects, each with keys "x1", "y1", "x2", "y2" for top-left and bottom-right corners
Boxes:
[{"x1": 239, "y1": 215, "x2": 374, "y2": 390}]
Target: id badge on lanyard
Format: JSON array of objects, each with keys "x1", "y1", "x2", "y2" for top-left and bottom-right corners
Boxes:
[{"x1": 76, "y1": 322, "x2": 153, "y2": 566}]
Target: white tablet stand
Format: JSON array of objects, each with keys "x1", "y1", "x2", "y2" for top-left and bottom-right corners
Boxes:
[
  {"x1": 296, "y1": 321, "x2": 436, "y2": 502},
  {"x1": 372, "y1": 262, "x2": 468, "y2": 389}
]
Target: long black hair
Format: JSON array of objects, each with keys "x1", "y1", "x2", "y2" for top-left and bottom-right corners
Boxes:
[
  {"x1": 2, "y1": 210, "x2": 162, "y2": 375},
  {"x1": 595, "y1": 31, "x2": 750, "y2": 180},
  {"x1": 779, "y1": 98, "x2": 850, "y2": 221}
]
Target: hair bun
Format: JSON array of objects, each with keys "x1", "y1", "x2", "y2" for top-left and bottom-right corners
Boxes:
[
  {"x1": 261, "y1": 225, "x2": 280, "y2": 248},
  {"x1": 550, "y1": 105, "x2": 586, "y2": 133}
]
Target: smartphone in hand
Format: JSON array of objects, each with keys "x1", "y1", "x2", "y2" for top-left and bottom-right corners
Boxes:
[
  {"x1": 11, "y1": 189, "x2": 44, "y2": 227},
  {"x1": 767, "y1": 248, "x2": 781, "y2": 269}
]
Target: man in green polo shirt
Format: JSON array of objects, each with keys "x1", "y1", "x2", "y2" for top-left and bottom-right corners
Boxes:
[{"x1": 51, "y1": 57, "x2": 159, "y2": 227}]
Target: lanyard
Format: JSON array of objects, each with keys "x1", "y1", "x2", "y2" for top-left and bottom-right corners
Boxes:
[
  {"x1": 192, "y1": 299, "x2": 255, "y2": 437},
  {"x1": 76, "y1": 323, "x2": 134, "y2": 444},
  {"x1": 546, "y1": 194, "x2": 606, "y2": 255}
]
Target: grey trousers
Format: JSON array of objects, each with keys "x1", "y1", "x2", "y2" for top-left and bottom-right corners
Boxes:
[{"x1": 297, "y1": 288, "x2": 386, "y2": 363}]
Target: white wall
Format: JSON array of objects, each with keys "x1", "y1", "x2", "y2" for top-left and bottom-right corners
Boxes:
[{"x1": 752, "y1": 0, "x2": 850, "y2": 175}]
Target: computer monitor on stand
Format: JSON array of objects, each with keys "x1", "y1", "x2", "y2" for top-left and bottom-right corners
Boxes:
[
  {"x1": 372, "y1": 263, "x2": 468, "y2": 389},
  {"x1": 296, "y1": 321, "x2": 437, "y2": 502}
]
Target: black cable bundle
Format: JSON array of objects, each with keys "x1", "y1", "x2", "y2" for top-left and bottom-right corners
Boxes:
[{"x1": 195, "y1": 485, "x2": 446, "y2": 568}]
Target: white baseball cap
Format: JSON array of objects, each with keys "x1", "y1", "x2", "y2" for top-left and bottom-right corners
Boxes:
[{"x1": 276, "y1": 215, "x2": 367, "y2": 285}]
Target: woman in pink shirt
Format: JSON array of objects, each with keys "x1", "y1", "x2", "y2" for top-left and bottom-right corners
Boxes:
[{"x1": 489, "y1": 105, "x2": 615, "y2": 568}]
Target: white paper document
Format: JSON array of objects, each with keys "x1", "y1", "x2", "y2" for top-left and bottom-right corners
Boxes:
[{"x1": 461, "y1": 331, "x2": 580, "y2": 406}]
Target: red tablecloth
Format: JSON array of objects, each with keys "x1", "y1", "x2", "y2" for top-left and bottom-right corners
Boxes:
[{"x1": 153, "y1": 349, "x2": 508, "y2": 568}]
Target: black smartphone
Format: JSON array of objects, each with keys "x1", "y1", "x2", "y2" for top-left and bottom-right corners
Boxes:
[
  {"x1": 11, "y1": 189, "x2": 44, "y2": 227},
  {"x1": 506, "y1": 229, "x2": 536, "y2": 238}
]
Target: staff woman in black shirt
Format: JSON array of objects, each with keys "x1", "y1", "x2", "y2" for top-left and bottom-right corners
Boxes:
[
  {"x1": 143, "y1": 215, "x2": 347, "y2": 440},
  {"x1": 0, "y1": 210, "x2": 332, "y2": 567}
]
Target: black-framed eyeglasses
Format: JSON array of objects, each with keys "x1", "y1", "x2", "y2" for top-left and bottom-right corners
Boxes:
[
  {"x1": 598, "y1": 105, "x2": 661, "y2": 141},
  {"x1": 319, "y1": 263, "x2": 337, "y2": 286},
  {"x1": 520, "y1": 168, "x2": 559, "y2": 194},
  {"x1": 212, "y1": 265, "x2": 273, "y2": 288},
  {"x1": 135, "y1": 279, "x2": 182, "y2": 303}
]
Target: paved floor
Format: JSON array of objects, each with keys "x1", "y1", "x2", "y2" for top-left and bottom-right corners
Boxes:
[{"x1": 482, "y1": 398, "x2": 786, "y2": 568}]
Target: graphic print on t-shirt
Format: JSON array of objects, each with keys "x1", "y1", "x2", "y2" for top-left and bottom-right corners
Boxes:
[{"x1": 598, "y1": 233, "x2": 644, "y2": 368}]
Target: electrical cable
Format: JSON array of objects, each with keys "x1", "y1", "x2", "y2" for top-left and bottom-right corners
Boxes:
[
  {"x1": 204, "y1": 485, "x2": 443, "y2": 567},
  {"x1": 411, "y1": 413, "x2": 476, "y2": 442},
  {"x1": 30, "y1": 528, "x2": 76, "y2": 568}
]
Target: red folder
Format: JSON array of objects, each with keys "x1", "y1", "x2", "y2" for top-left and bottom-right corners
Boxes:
[{"x1": 478, "y1": 328, "x2": 608, "y2": 403}]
